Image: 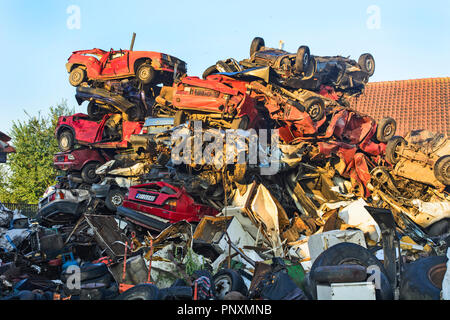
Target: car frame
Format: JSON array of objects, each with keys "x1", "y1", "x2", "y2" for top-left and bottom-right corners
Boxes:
[
  {"x1": 117, "y1": 181, "x2": 219, "y2": 233},
  {"x1": 53, "y1": 148, "x2": 115, "y2": 184},
  {"x1": 66, "y1": 47, "x2": 187, "y2": 87},
  {"x1": 55, "y1": 113, "x2": 143, "y2": 152}
]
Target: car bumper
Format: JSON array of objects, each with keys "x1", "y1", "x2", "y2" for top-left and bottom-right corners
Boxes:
[
  {"x1": 116, "y1": 206, "x2": 170, "y2": 232},
  {"x1": 36, "y1": 200, "x2": 84, "y2": 226}
]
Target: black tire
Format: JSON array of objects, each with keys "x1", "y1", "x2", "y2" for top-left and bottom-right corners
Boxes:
[
  {"x1": 158, "y1": 286, "x2": 193, "y2": 300},
  {"x1": 105, "y1": 188, "x2": 125, "y2": 212},
  {"x1": 294, "y1": 46, "x2": 310, "y2": 74},
  {"x1": 202, "y1": 65, "x2": 218, "y2": 79},
  {"x1": 136, "y1": 64, "x2": 156, "y2": 84},
  {"x1": 385, "y1": 136, "x2": 407, "y2": 165},
  {"x1": 116, "y1": 283, "x2": 160, "y2": 300},
  {"x1": 250, "y1": 37, "x2": 265, "y2": 57},
  {"x1": 81, "y1": 162, "x2": 101, "y2": 184},
  {"x1": 305, "y1": 97, "x2": 325, "y2": 121},
  {"x1": 69, "y1": 67, "x2": 86, "y2": 87},
  {"x1": 174, "y1": 110, "x2": 188, "y2": 126},
  {"x1": 358, "y1": 53, "x2": 376, "y2": 76},
  {"x1": 400, "y1": 255, "x2": 448, "y2": 300},
  {"x1": 434, "y1": 155, "x2": 450, "y2": 185},
  {"x1": 426, "y1": 218, "x2": 450, "y2": 237},
  {"x1": 212, "y1": 269, "x2": 248, "y2": 300},
  {"x1": 58, "y1": 130, "x2": 75, "y2": 152},
  {"x1": 376, "y1": 117, "x2": 397, "y2": 143},
  {"x1": 216, "y1": 60, "x2": 233, "y2": 73},
  {"x1": 231, "y1": 115, "x2": 249, "y2": 130},
  {"x1": 87, "y1": 101, "x2": 107, "y2": 120},
  {"x1": 308, "y1": 242, "x2": 393, "y2": 300}
]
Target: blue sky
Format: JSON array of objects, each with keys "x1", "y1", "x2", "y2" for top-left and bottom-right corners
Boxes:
[{"x1": 0, "y1": 0, "x2": 449, "y2": 134}]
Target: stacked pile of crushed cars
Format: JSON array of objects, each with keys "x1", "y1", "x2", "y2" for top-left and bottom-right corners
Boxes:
[{"x1": 1, "y1": 36, "x2": 449, "y2": 301}]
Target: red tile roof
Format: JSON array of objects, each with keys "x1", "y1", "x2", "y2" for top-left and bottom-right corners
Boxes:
[{"x1": 349, "y1": 77, "x2": 450, "y2": 137}]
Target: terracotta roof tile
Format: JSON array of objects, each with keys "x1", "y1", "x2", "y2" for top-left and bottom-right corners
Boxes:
[{"x1": 349, "y1": 77, "x2": 450, "y2": 137}]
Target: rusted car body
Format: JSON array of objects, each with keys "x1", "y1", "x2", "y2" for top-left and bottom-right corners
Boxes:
[
  {"x1": 55, "y1": 113, "x2": 143, "y2": 151},
  {"x1": 66, "y1": 48, "x2": 186, "y2": 86}
]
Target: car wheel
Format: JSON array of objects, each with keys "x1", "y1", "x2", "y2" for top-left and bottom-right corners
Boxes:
[
  {"x1": 358, "y1": 53, "x2": 376, "y2": 77},
  {"x1": 307, "y1": 242, "x2": 393, "y2": 300},
  {"x1": 58, "y1": 130, "x2": 74, "y2": 152},
  {"x1": 174, "y1": 110, "x2": 188, "y2": 126},
  {"x1": 202, "y1": 65, "x2": 218, "y2": 79},
  {"x1": 136, "y1": 63, "x2": 156, "y2": 84},
  {"x1": 434, "y1": 155, "x2": 450, "y2": 185},
  {"x1": 426, "y1": 218, "x2": 450, "y2": 237},
  {"x1": 116, "y1": 284, "x2": 160, "y2": 300},
  {"x1": 69, "y1": 67, "x2": 86, "y2": 87},
  {"x1": 376, "y1": 117, "x2": 397, "y2": 143},
  {"x1": 250, "y1": 37, "x2": 265, "y2": 57},
  {"x1": 400, "y1": 255, "x2": 447, "y2": 300},
  {"x1": 294, "y1": 46, "x2": 310, "y2": 74},
  {"x1": 385, "y1": 136, "x2": 407, "y2": 165},
  {"x1": 305, "y1": 97, "x2": 325, "y2": 121},
  {"x1": 105, "y1": 188, "x2": 125, "y2": 212},
  {"x1": 212, "y1": 269, "x2": 248, "y2": 300},
  {"x1": 231, "y1": 115, "x2": 249, "y2": 130},
  {"x1": 81, "y1": 162, "x2": 101, "y2": 184}
]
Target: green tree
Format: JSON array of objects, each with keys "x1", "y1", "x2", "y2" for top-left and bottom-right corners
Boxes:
[{"x1": 0, "y1": 101, "x2": 74, "y2": 204}]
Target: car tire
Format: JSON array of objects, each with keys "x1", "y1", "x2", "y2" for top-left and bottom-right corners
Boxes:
[
  {"x1": 202, "y1": 65, "x2": 218, "y2": 79},
  {"x1": 434, "y1": 155, "x2": 450, "y2": 185},
  {"x1": 305, "y1": 97, "x2": 325, "y2": 121},
  {"x1": 174, "y1": 110, "x2": 188, "y2": 126},
  {"x1": 81, "y1": 162, "x2": 101, "y2": 184},
  {"x1": 136, "y1": 63, "x2": 156, "y2": 84},
  {"x1": 358, "y1": 53, "x2": 376, "y2": 77},
  {"x1": 385, "y1": 136, "x2": 407, "y2": 165},
  {"x1": 307, "y1": 242, "x2": 393, "y2": 300},
  {"x1": 250, "y1": 37, "x2": 265, "y2": 57},
  {"x1": 69, "y1": 67, "x2": 86, "y2": 87},
  {"x1": 105, "y1": 188, "x2": 126, "y2": 212},
  {"x1": 426, "y1": 218, "x2": 450, "y2": 237},
  {"x1": 212, "y1": 269, "x2": 248, "y2": 300},
  {"x1": 294, "y1": 46, "x2": 310, "y2": 74},
  {"x1": 58, "y1": 130, "x2": 75, "y2": 152},
  {"x1": 231, "y1": 115, "x2": 249, "y2": 130},
  {"x1": 400, "y1": 255, "x2": 447, "y2": 300},
  {"x1": 116, "y1": 284, "x2": 160, "y2": 300},
  {"x1": 158, "y1": 286, "x2": 193, "y2": 300},
  {"x1": 376, "y1": 117, "x2": 397, "y2": 143}
]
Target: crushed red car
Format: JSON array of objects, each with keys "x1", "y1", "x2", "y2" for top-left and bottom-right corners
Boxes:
[
  {"x1": 117, "y1": 181, "x2": 219, "y2": 233},
  {"x1": 53, "y1": 148, "x2": 115, "y2": 184},
  {"x1": 55, "y1": 113, "x2": 143, "y2": 152},
  {"x1": 66, "y1": 48, "x2": 186, "y2": 87},
  {"x1": 170, "y1": 75, "x2": 263, "y2": 130}
]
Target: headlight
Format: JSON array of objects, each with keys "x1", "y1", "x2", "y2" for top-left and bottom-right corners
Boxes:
[{"x1": 67, "y1": 154, "x2": 75, "y2": 160}]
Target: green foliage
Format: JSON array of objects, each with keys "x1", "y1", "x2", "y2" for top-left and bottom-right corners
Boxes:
[{"x1": 0, "y1": 101, "x2": 74, "y2": 204}]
